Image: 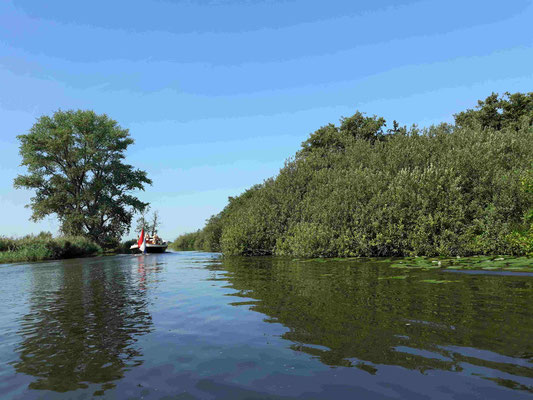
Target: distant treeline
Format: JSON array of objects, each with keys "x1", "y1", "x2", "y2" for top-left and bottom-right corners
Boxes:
[
  {"x1": 172, "y1": 92, "x2": 533, "y2": 257},
  {"x1": 170, "y1": 231, "x2": 201, "y2": 251}
]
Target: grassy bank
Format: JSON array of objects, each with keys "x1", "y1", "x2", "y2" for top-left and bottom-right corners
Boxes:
[
  {"x1": 174, "y1": 92, "x2": 533, "y2": 257},
  {"x1": 0, "y1": 232, "x2": 101, "y2": 264}
]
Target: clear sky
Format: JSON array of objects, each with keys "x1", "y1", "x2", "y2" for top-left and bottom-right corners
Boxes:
[{"x1": 1, "y1": 0, "x2": 532, "y2": 240}]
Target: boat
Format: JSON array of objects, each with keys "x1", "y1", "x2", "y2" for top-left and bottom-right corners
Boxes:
[
  {"x1": 130, "y1": 228, "x2": 168, "y2": 253},
  {"x1": 129, "y1": 242, "x2": 168, "y2": 253}
]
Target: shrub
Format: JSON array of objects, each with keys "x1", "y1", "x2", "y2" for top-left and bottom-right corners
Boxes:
[
  {"x1": 115, "y1": 239, "x2": 138, "y2": 254},
  {"x1": 184, "y1": 92, "x2": 533, "y2": 257},
  {"x1": 275, "y1": 222, "x2": 336, "y2": 258},
  {"x1": 170, "y1": 231, "x2": 202, "y2": 251}
]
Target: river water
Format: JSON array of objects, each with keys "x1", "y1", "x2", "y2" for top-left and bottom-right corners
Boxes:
[{"x1": 0, "y1": 252, "x2": 532, "y2": 399}]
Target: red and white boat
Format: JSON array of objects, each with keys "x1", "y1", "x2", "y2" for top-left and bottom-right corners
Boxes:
[{"x1": 130, "y1": 228, "x2": 168, "y2": 253}]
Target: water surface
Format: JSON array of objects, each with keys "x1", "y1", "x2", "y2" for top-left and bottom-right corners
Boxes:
[{"x1": 0, "y1": 252, "x2": 532, "y2": 399}]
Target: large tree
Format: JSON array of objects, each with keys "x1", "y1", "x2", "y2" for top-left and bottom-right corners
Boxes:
[{"x1": 14, "y1": 110, "x2": 152, "y2": 247}]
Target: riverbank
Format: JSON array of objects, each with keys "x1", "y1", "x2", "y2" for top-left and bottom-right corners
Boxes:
[
  {"x1": 0, "y1": 233, "x2": 101, "y2": 264},
  {"x1": 173, "y1": 93, "x2": 533, "y2": 257}
]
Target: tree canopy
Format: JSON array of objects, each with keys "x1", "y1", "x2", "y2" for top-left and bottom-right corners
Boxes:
[
  {"x1": 14, "y1": 110, "x2": 152, "y2": 247},
  {"x1": 299, "y1": 112, "x2": 387, "y2": 154},
  {"x1": 454, "y1": 92, "x2": 533, "y2": 131}
]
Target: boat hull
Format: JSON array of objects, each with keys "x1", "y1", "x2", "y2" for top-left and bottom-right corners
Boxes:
[
  {"x1": 144, "y1": 245, "x2": 167, "y2": 253},
  {"x1": 130, "y1": 244, "x2": 168, "y2": 253}
]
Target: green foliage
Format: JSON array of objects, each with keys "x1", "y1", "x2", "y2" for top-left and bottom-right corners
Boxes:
[
  {"x1": 115, "y1": 239, "x2": 138, "y2": 254},
  {"x1": 0, "y1": 232, "x2": 101, "y2": 263},
  {"x1": 14, "y1": 110, "x2": 152, "y2": 248},
  {"x1": 504, "y1": 165, "x2": 533, "y2": 255},
  {"x1": 275, "y1": 222, "x2": 336, "y2": 258},
  {"x1": 300, "y1": 112, "x2": 386, "y2": 154},
  {"x1": 523, "y1": 166, "x2": 533, "y2": 229},
  {"x1": 170, "y1": 231, "x2": 202, "y2": 251},
  {"x1": 184, "y1": 93, "x2": 533, "y2": 257},
  {"x1": 197, "y1": 214, "x2": 224, "y2": 252},
  {"x1": 171, "y1": 212, "x2": 226, "y2": 251},
  {"x1": 454, "y1": 92, "x2": 533, "y2": 131}
]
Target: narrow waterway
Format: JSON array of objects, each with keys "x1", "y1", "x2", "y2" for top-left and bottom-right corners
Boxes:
[{"x1": 0, "y1": 252, "x2": 531, "y2": 399}]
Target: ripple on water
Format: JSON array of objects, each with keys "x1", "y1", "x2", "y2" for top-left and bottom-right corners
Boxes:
[{"x1": 0, "y1": 253, "x2": 531, "y2": 399}]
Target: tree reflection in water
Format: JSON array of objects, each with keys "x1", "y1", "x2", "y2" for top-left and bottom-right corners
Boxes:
[
  {"x1": 209, "y1": 257, "x2": 533, "y2": 393},
  {"x1": 9, "y1": 254, "x2": 532, "y2": 397},
  {"x1": 12, "y1": 256, "x2": 156, "y2": 394}
]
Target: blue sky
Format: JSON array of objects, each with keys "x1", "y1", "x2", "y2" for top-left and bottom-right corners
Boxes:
[{"x1": 1, "y1": 0, "x2": 532, "y2": 240}]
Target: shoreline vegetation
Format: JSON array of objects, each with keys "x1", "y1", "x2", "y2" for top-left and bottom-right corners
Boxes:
[
  {"x1": 0, "y1": 233, "x2": 140, "y2": 264},
  {"x1": 5, "y1": 109, "x2": 152, "y2": 265},
  {"x1": 13, "y1": 110, "x2": 151, "y2": 250},
  {"x1": 172, "y1": 92, "x2": 533, "y2": 258},
  {"x1": 0, "y1": 232, "x2": 101, "y2": 264}
]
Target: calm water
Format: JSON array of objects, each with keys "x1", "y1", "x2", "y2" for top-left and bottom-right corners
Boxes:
[{"x1": 0, "y1": 252, "x2": 532, "y2": 399}]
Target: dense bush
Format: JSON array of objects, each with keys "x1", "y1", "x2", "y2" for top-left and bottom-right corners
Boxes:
[
  {"x1": 170, "y1": 215, "x2": 225, "y2": 252},
  {"x1": 173, "y1": 92, "x2": 533, "y2": 257},
  {"x1": 115, "y1": 239, "x2": 138, "y2": 254},
  {"x1": 0, "y1": 232, "x2": 101, "y2": 263},
  {"x1": 169, "y1": 231, "x2": 202, "y2": 251}
]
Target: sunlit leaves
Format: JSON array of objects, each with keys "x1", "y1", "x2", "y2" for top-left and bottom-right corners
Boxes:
[{"x1": 177, "y1": 93, "x2": 533, "y2": 257}]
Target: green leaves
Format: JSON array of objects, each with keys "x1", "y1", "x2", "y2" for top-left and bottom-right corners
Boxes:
[
  {"x1": 299, "y1": 112, "x2": 386, "y2": 155},
  {"x1": 179, "y1": 93, "x2": 533, "y2": 257},
  {"x1": 454, "y1": 92, "x2": 533, "y2": 131},
  {"x1": 14, "y1": 110, "x2": 151, "y2": 248}
]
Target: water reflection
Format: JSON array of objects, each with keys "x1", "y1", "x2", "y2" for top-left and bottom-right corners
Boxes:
[
  {"x1": 4, "y1": 253, "x2": 532, "y2": 399},
  {"x1": 12, "y1": 256, "x2": 157, "y2": 394},
  {"x1": 211, "y1": 257, "x2": 533, "y2": 392}
]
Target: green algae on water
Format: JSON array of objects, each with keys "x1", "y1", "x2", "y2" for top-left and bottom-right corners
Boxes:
[
  {"x1": 387, "y1": 256, "x2": 532, "y2": 272},
  {"x1": 379, "y1": 275, "x2": 408, "y2": 280}
]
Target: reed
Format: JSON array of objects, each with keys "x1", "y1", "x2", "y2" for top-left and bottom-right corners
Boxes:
[{"x1": 0, "y1": 232, "x2": 101, "y2": 264}]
